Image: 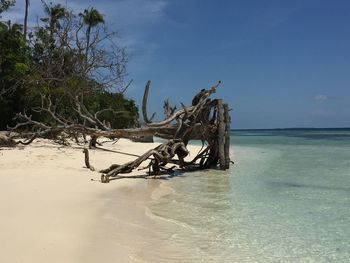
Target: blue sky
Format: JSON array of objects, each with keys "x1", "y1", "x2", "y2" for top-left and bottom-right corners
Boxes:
[{"x1": 4, "y1": 0, "x2": 350, "y2": 128}]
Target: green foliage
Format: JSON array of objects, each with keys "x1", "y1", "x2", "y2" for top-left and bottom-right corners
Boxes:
[
  {"x1": 0, "y1": 23, "x2": 28, "y2": 129},
  {"x1": 80, "y1": 7, "x2": 104, "y2": 27},
  {"x1": 85, "y1": 91, "x2": 139, "y2": 128},
  {"x1": 0, "y1": 2, "x2": 138, "y2": 131},
  {"x1": 0, "y1": 0, "x2": 15, "y2": 15},
  {"x1": 0, "y1": 24, "x2": 26, "y2": 79}
]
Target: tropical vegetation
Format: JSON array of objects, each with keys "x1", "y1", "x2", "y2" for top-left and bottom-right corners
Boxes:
[{"x1": 0, "y1": 1, "x2": 138, "y2": 130}]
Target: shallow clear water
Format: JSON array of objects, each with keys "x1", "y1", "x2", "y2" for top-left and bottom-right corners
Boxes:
[{"x1": 143, "y1": 129, "x2": 350, "y2": 262}]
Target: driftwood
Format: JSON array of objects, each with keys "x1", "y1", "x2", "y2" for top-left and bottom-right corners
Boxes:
[
  {"x1": 97, "y1": 80, "x2": 232, "y2": 183},
  {"x1": 83, "y1": 148, "x2": 95, "y2": 171},
  {"x1": 224, "y1": 103, "x2": 231, "y2": 169},
  {"x1": 217, "y1": 99, "x2": 226, "y2": 169},
  {"x1": 8, "y1": 80, "x2": 232, "y2": 183},
  {"x1": 129, "y1": 135, "x2": 154, "y2": 143},
  {"x1": 99, "y1": 139, "x2": 188, "y2": 183},
  {"x1": 0, "y1": 133, "x2": 16, "y2": 147}
]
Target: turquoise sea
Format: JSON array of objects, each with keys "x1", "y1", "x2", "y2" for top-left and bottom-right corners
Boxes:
[{"x1": 125, "y1": 129, "x2": 350, "y2": 262}]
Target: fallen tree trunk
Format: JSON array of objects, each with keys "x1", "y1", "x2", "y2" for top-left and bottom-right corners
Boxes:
[
  {"x1": 97, "y1": 81, "x2": 232, "y2": 182},
  {"x1": 8, "y1": 80, "x2": 232, "y2": 183},
  {"x1": 99, "y1": 139, "x2": 188, "y2": 183},
  {"x1": 83, "y1": 148, "x2": 95, "y2": 171}
]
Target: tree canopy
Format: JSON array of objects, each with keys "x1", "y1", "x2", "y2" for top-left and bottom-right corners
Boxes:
[
  {"x1": 0, "y1": 1, "x2": 138, "y2": 130},
  {"x1": 0, "y1": 0, "x2": 15, "y2": 15}
]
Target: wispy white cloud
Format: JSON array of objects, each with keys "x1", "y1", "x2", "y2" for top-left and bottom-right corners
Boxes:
[{"x1": 314, "y1": 94, "x2": 329, "y2": 102}]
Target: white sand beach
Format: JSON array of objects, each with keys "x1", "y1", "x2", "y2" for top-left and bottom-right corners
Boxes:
[{"x1": 0, "y1": 138, "x2": 200, "y2": 262}]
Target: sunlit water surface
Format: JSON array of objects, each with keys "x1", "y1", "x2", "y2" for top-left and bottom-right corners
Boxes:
[{"x1": 133, "y1": 129, "x2": 350, "y2": 262}]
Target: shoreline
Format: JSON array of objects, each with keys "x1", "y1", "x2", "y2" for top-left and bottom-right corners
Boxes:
[{"x1": 0, "y1": 138, "x2": 201, "y2": 262}]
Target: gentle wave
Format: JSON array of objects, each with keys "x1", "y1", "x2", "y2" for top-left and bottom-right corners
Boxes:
[
  {"x1": 150, "y1": 182, "x2": 176, "y2": 201},
  {"x1": 144, "y1": 206, "x2": 197, "y2": 233}
]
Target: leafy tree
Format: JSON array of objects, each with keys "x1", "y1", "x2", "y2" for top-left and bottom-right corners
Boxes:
[
  {"x1": 0, "y1": 0, "x2": 15, "y2": 15},
  {"x1": 85, "y1": 91, "x2": 138, "y2": 129},
  {"x1": 41, "y1": 2, "x2": 67, "y2": 40},
  {"x1": 26, "y1": 3, "x2": 133, "y2": 128},
  {"x1": 0, "y1": 2, "x2": 138, "y2": 131},
  {"x1": 0, "y1": 23, "x2": 28, "y2": 128},
  {"x1": 79, "y1": 7, "x2": 104, "y2": 68}
]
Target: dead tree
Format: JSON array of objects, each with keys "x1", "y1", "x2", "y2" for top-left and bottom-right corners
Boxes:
[{"x1": 8, "y1": 81, "x2": 231, "y2": 183}]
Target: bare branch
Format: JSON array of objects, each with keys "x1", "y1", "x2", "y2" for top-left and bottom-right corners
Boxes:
[
  {"x1": 9, "y1": 80, "x2": 231, "y2": 183},
  {"x1": 142, "y1": 80, "x2": 156, "y2": 124}
]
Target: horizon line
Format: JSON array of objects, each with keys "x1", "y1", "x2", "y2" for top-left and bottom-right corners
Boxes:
[{"x1": 232, "y1": 127, "x2": 350, "y2": 131}]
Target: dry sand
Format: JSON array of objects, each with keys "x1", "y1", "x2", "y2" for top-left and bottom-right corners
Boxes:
[{"x1": 0, "y1": 138, "x2": 200, "y2": 262}]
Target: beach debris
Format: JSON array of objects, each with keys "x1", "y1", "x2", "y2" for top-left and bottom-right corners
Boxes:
[
  {"x1": 8, "y1": 81, "x2": 231, "y2": 183},
  {"x1": 83, "y1": 148, "x2": 95, "y2": 171},
  {"x1": 0, "y1": 133, "x2": 16, "y2": 147}
]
